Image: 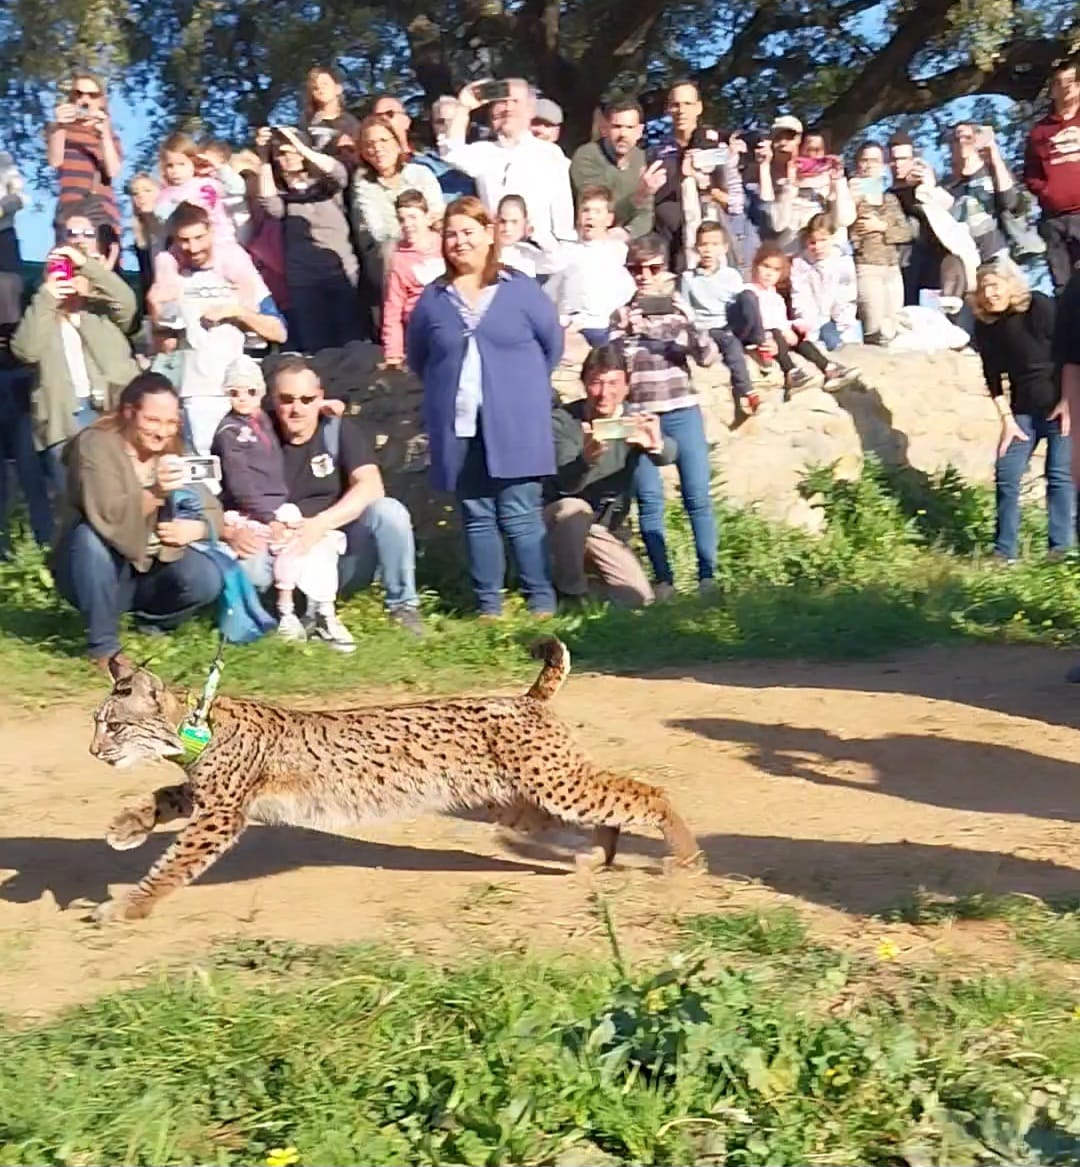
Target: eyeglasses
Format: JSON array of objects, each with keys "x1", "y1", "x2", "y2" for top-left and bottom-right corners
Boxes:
[
  {"x1": 227, "y1": 386, "x2": 260, "y2": 397},
  {"x1": 628, "y1": 262, "x2": 663, "y2": 274},
  {"x1": 66, "y1": 227, "x2": 97, "y2": 239},
  {"x1": 276, "y1": 393, "x2": 318, "y2": 405}
]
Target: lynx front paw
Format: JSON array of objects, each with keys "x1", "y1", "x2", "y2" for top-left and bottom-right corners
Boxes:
[{"x1": 105, "y1": 808, "x2": 153, "y2": 851}]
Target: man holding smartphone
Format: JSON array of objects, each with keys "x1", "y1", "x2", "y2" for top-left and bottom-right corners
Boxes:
[
  {"x1": 647, "y1": 81, "x2": 742, "y2": 271},
  {"x1": 438, "y1": 78, "x2": 575, "y2": 251},
  {"x1": 546, "y1": 344, "x2": 673, "y2": 609}
]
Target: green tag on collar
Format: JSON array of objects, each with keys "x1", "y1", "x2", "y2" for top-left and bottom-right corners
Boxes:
[{"x1": 178, "y1": 719, "x2": 212, "y2": 764}]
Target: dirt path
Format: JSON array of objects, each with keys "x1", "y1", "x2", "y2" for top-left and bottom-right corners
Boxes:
[{"x1": 2, "y1": 643, "x2": 1079, "y2": 1018}]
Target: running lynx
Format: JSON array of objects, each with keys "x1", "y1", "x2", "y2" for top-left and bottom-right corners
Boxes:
[{"x1": 89, "y1": 638, "x2": 699, "y2": 921}]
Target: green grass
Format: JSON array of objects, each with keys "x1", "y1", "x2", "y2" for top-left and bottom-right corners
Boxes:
[
  {"x1": 2, "y1": 458, "x2": 1079, "y2": 703},
  {"x1": 887, "y1": 891, "x2": 1080, "y2": 963},
  {"x1": 1, "y1": 909, "x2": 1078, "y2": 1166}
]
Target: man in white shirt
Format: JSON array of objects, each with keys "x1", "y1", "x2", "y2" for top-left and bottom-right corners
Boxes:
[
  {"x1": 148, "y1": 202, "x2": 286, "y2": 454},
  {"x1": 439, "y1": 79, "x2": 575, "y2": 250}
]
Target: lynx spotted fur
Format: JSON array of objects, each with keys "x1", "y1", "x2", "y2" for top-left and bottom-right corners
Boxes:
[{"x1": 89, "y1": 639, "x2": 699, "y2": 921}]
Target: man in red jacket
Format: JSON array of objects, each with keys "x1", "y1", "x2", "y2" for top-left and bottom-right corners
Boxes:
[{"x1": 1025, "y1": 60, "x2": 1080, "y2": 291}]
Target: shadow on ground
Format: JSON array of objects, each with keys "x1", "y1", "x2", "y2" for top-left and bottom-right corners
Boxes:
[
  {"x1": 0, "y1": 826, "x2": 567, "y2": 909},
  {"x1": 667, "y1": 714, "x2": 1080, "y2": 821}
]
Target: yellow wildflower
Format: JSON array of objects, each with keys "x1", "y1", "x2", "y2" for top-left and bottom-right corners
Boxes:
[
  {"x1": 876, "y1": 939, "x2": 900, "y2": 960},
  {"x1": 266, "y1": 1147, "x2": 300, "y2": 1167}
]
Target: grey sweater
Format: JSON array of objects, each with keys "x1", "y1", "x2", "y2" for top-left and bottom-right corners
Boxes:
[{"x1": 258, "y1": 162, "x2": 358, "y2": 287}]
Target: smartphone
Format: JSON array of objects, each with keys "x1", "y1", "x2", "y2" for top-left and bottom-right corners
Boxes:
[
  {"x1": 180, "y1": 455, "x2": 222, "y2": 485},
  {"x1": 590, "y1": 417, "x2": 639, "y2": 442},
  {"x1": 637, "y1": 294, "x2": 675, "y2": 317},
  {"x1": 46, "y1": 255, "x2": 75, "y2": 280},
  {"x1": 474, "y1": 79, "x2": 512, "y2": 103},
  {"x1": 795, "y1": 155, "x2": 832, "y2": 179},
  {"x1": 694, "y1": 145, "x2": 729, "y2": 172}
]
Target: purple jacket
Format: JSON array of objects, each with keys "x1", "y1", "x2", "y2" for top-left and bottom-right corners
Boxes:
[
  {"x1": 406, "y1": 268, "x2": 563, "y2": 491},
  {"x1": 211, "y1": 410, "x2": 288, "y2": 524}
]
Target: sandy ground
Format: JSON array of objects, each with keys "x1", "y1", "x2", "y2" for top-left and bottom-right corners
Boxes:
[{"x1": 2, "y1": 642, "x2": 1078, "y2": 1019}]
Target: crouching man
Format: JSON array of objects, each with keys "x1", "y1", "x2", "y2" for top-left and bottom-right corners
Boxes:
[{"x1": 546, "y1": 343, "x2": 675, "y2": 607}]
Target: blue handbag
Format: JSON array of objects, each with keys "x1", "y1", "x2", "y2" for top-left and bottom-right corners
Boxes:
[{"x1": 171, "y1": 486, "x2": 277, "y2": 645}]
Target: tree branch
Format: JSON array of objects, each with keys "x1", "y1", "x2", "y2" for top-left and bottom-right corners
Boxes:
[{"x1": 820, "y1": 31, "x2": 1073, "y2": 141}]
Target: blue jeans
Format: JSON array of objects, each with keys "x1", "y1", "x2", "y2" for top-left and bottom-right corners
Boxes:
[
  {"x1": 708, "y1": 327, "x2": 752, "y2": 403},
  {"x1": 456, "y1": 435, "x2": 555, "y2": 615},
  {"x1": 819, "y1": 320, "x2": 842, "y2": 352},
  {"x1": 0, "y1": 368, "x2": 53, "y2": 548},
  {"x1": 633, "y1": 404, "x2": 717, "y2": 585},
  {"x1": 237, "y1": 496, "x2": 419, "y2": 611},
  {"x1": 995, "y1": 412, "x2": 1074, "y2": 559},
  {"x1": 53, "y1": 523, "x2": 224, "y2": 658}
]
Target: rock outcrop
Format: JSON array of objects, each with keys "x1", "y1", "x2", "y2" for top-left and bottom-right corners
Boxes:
[{"x1": 299, "y1": 336, "x2": 1028, "y2": 543}]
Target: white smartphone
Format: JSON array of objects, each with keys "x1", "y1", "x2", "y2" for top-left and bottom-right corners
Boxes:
[{"x1": 180, "y1": 455, "x2": 222, "y2": 485}]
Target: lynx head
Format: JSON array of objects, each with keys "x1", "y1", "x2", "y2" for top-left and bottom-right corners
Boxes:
[{"x1": 90, "y1": 656, "x2": 186, "y2": 768}]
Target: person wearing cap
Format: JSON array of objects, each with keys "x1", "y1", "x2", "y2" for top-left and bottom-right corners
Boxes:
[
  {"x1": 531, "y1": 98, "x2": 564, "y2": 147},
  {"x1": 766, "y1": 114, "x2": 855, "y2": 252},
  {"x1": 439, "y1": 78, "x2": 575, "y2": 251},
  {"x1": 570, "y1": 98, "x2": 656, "y2": 240},
  {"x1": 646, "y1": 81, "x2": 745, "y2": 272}
]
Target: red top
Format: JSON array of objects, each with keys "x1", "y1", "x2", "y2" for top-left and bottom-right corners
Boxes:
[
  {"x1": 56, "y1": 121, "x2": 123, "y2": 229},
  {"x1": 381, "y1": 237, "x2": 443, "y2": 363},
  {"x1": 1024, "y1": 109, "x2": 1080, "y2": 216}
]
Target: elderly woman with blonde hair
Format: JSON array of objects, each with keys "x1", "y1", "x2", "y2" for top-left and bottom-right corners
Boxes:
[{"x1": 972, "y1": 259, "x2": 1072, "y2": 562}]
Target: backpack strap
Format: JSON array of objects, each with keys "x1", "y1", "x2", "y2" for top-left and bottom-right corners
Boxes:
[{"x1": 320, "y1": 414, "x2": 342, "y2": 462}]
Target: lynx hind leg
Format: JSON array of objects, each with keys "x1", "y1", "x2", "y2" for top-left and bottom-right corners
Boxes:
[
  {"x1": 106, "y1": 783, "x2": 194, "y2": 851},
  {"x1": 94, "y1": 807, "x2": 246, "y2": 922},
  {"x1": 490, "y1": 796, "x2": 561, "y2": 837},
  {"x1": 530, "y1": 767, "x2": 701, "y2": 870}
]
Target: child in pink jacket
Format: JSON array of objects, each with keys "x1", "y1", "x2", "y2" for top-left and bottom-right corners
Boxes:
[
  {"x1": 155, "y1": 131, "x2": 241, "y2": 245},
  {"x1": 381, "y1": 189, "x2": 443, "y2": 369}
]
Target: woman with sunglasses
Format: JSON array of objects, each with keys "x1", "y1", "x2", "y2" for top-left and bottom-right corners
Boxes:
[
  {"x1": 47, "y1": 71, "x2": 123, "y2": 234},
  {"x1": 407, "y1": 196, "x2": 562, "y2": 618}
]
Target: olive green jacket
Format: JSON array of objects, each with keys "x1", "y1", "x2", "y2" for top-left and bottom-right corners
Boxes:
[
  {"x1": 53, "y1": 424, "x2": 223, "y2": 573},
  {"x1": 11, "y1": 258, "x2": 139, "y2": 450}
]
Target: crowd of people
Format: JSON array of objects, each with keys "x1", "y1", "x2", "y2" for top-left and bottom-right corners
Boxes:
[{"x1": 2, "y1": 59, "x2": 1080, "y2": 667}]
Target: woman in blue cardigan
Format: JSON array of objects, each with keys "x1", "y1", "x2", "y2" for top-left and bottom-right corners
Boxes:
[{"x1": 407, "y1": 196, "x2": 563, "y2": 616}]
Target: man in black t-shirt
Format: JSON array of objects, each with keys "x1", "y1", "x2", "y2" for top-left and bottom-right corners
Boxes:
[{"x1": 223, "y1": 354, "x2": 423, "y2": 636}]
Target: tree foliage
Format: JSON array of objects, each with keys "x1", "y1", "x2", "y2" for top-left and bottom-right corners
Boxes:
[{"x1": 2, "y1": 0, "x2": 1077, "y2": 178}]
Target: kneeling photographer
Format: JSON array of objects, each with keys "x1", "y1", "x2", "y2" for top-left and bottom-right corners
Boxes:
[
  {"x1": 546, "y1": 344, "x2": 675, "y2": 608},
  {"x1": 51, "y1": 372, "x2": 226, "y2": 669}
]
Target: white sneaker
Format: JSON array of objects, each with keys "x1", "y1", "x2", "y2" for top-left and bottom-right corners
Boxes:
[
  {"x1": 312, "y1": 611, "x2": 357, "y2": 653},
  {"x1": 277, "y1": 612, "x2": 307, "y2": 642}
]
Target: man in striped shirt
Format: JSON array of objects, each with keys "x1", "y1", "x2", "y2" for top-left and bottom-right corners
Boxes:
[{"x1": 46, "y1": 71, "x2": 123, "y2": 235}]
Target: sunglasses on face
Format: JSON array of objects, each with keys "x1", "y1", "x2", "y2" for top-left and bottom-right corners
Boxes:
[
  {"x1": 66, "y1": 227, "x2": 97, "y2": 239},
  {"x1": 276, "y1": 393, "x2": 318, "y2": 406},
  {"x1": 227, "y1": 386, "x2": 260, "y2": 397},
  {"x1": 72, "y1": 88, "x2": 101, "y2": 99},
  {"x1": 629, "y1": 262, "x2": 663, "y2": 274}
]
